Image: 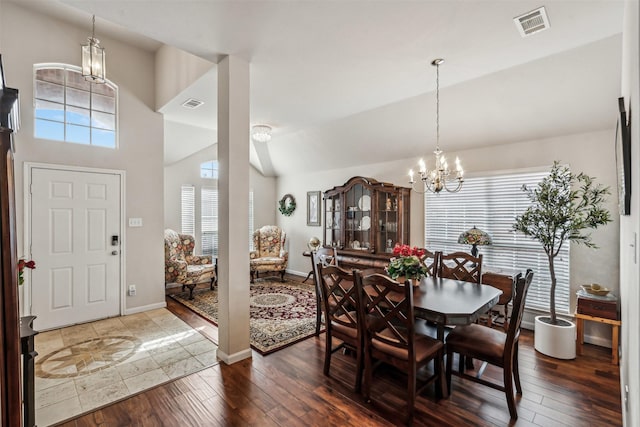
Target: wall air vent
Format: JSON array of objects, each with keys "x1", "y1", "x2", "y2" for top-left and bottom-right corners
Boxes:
[
  {"x1": 514, "y1": 6, "x2": 550, "y2": 37},
  {"x1": 181, "y1": 98, "x2": 204, "y2": 109}
]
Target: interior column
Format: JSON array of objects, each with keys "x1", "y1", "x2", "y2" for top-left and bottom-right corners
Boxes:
[{"x1": 216, "y1": 55, "x2": 251, "y2": 364}]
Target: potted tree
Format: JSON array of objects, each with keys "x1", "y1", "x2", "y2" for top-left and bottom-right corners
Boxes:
[{"x1": 513, "y1": 161, "x2": 611, "y2": 359}]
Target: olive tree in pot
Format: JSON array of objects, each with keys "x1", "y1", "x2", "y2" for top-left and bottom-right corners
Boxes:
[{"x1": 513, "y1": 161, "x2": 611, "y2": 359}]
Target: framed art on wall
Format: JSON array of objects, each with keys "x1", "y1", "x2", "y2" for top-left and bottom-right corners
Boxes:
[
  {"x1": 616, "y1": 97, "x2": 631, "y2": 215},
  {"x1": 307, "y1": 191, "x2": 321, "y2": 226}
]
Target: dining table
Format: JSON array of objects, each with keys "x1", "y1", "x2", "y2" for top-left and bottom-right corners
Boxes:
[{"x1": 411, "y1": 276, "x2": 503, "y2": 341}]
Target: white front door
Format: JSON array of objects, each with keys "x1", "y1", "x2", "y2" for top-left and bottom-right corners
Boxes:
[{"x1": 29, "y1": 167, "x2": 121, "y2": 330}]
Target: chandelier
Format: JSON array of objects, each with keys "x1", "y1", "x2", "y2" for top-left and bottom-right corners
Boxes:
[
  {"x1": 409, "y1": 58, "x2": 463, "y2": 193},
  {"x1": 81, "y1": 15, "x2": 106, "y2": 84},
  {"x1": 251, "y1": 125, "x2": 272, "y2": 142}
]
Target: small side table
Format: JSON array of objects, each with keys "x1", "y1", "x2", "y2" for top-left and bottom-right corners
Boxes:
[
  {"x1": 575, "y1": 313, "x2": 621, "y2": 365},
  {"x1": 302, "y1": 251, "x2": 313, "y2": 283}
]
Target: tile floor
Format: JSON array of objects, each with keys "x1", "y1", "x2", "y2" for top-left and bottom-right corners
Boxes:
[{"x1": 34, "y1": 308, "x2": 218, "y2": 426}]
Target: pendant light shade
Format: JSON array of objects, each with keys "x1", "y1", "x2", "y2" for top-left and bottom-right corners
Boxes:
[{"x1": 82, "y1": 15, "x2": 106, "y2": 84}]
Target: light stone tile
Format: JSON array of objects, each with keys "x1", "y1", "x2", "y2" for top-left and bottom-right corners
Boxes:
[
  {"x1": 78, "y1": 381, "x2": 129, "y2": 412},
  {"x1": 161, "y1": 357, "x2": 204, "y2": 379},
  {"x1": 74, "y1": 366, "x2": 122, "y2": 393},
  {"x1": 35, "y1": 375, "x2": 74, "y2": 392},
  {"x1": 151, "y1": 347, "x2": 192, "y2": 367},
  {"x1": 194, "y1": 350, "x2": 219, "y2": 367},
  {"x1": 117, "y1": 348, "x2": 152, "y2": 365},
  {"x1": 123, "y1": 368, "x2": 170, "y2": 394},
  {"x1": 176, "y1": 330, "x2": 208, "y2": 346},
  {"x1": 35, "y1": 396, "x2": 82, "y2": 427},
  {"x1": 116, "y1": 356, "x2": 160, "y2": 380},
  {"x1": 61, "y1": 323, "x2": 98, "y2": 344},
  {"x1": 35, "y1": 379, "x2": 77, "y2": 409},
  {"x1": 183, "y1": 339, "x2": 218, "y2": 356}
]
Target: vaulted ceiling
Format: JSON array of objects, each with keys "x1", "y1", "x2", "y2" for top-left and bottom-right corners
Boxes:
[{"x1": 18, "y1": 0, "x2": 625, "y2": 176}]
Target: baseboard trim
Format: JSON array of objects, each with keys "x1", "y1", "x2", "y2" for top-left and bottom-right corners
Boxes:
[
  {"x1": 217, "y1": 348, "x2": 252, "y2": 365},
  {"x1": 124, "y1": 301, "x2": 167, "y2": 315},
  {"x1": 286, "y1": 269, "x2": 308, "y2": 278}
]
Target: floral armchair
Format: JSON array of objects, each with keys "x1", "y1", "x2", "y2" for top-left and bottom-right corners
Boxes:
[
  {"x1": 250, "y1": 225, "x2": 288, "y2": 283},
  {"x1": 164, "y1": 229, "x2": 217, "y2": 299}
]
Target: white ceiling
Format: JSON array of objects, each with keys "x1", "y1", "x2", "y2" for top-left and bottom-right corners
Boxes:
[{"x1": 19, "y1": 0, "x2": 625, "y2": 175}]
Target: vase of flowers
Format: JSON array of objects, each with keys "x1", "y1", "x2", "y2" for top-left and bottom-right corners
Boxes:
[
  {"x1": 18, "y1": 258, "x2": 36, "y2": 285},
  {"x1": 386, "y1": 244, "x2": 428, "y2": 286}
]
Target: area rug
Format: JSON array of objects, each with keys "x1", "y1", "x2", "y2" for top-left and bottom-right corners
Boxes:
[
  {"x1": 34, "y1": 308, "x2": 218, "y2": 426},
  {"x1": 170, "y1": 278, "x2": 321, "y2": 355}
]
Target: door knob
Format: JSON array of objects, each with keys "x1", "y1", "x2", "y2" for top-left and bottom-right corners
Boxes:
[{"x1": 111, "y1": 250, "x2": 118, "y2": 255}]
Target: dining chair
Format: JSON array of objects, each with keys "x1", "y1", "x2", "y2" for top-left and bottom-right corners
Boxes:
[
  {"x1": 356, "y1": 272, "x2": 447, "y2": 423},
  {"x1": 445, "y1": 269, "x2": 534, "y2": 420},
  {"x1": 419, "y1": 249, "x2": 440, "y2": 277},
  {"x1": 311, "y1": 247, "x2": 338, "y2": 335},
  {"x1": 438, "y1": 251, "x2": 482, "y2": 284},
  {"x1": 317, "y1": 263, "x2": 364, "y2": 392}
]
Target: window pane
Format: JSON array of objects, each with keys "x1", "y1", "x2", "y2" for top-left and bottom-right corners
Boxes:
[
  {"x1": 66, "y1": 124, "x2": 90, "y2": 144},
  {"x1": 92, "y1": 83, "x2": 115, "y2": 97},
  {"x1": 65, "y1": 69, "x2": 91, "y2": 91},
  {"x1": 92, "y1": 93, "x2": 116, "y2": 113},
  {"x1": 35, "y1": 80, "x2": 64, "y2": 103},
  {"x1": 35, "y1": 99, "x2": 65, "y2": 122},
  {"x1": 66, "y1": 87, "x2": 90, "y2": 109},
  {"x1": 66, "y1": 105, "x2": 91, "y2": 126},
  {"x1": 36, "y1": 68, "x2": 64, "y2": 85},
  {"x1": 181, "y1": 185, "x2": 195, "y2": 236},
  {"x1": 91, "y1": 128, "x2": 116, "y2": 148},
  {"x1": 35, "y1": 119, "x2": 64, "y2": 141},
  {"x1": 91, "y1": 111, "x2": 115, "y2": 130}
]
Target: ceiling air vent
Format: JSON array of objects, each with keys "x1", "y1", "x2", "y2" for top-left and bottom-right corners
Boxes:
[
  {"x1": 514, "y1": 6, "x2": 550, "y2": 37},
  {"x1": 181, "y1": 98, "x2": 204, "y2": 109}
]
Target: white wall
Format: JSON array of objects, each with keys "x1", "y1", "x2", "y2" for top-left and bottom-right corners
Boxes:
[
  {"x1": 164, "y1": 142, "x2": 276, "y2": 247},
  {"x1": 1, "y1": 3, "x2": 165, "y2": 313},
  {"x1": 278, "y1": 129, "x2": 619, "y2": 344},
  {"x1": 619, "y1": 1, "x2": 639, "y2": 425}
]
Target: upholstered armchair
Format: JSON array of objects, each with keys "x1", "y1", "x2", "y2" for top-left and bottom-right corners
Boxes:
[
  {"x1": 250, "y1": 225, "x2": 288, "y2": 283},
  {"x1": 164, "y1": 229, "x2": 217, "y2": 299}
]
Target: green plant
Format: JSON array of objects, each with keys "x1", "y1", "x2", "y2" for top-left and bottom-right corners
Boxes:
[
  {"x1": 386, "y1": 244, "x2": 429, "y2": 280},
  {"x1": 513, "y1": 161, "x2": 611, "y2": 324}
]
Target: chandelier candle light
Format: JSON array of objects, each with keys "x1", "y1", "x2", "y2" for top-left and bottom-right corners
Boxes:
[
  {"x1": 409, "y1": 58, "x2": 464, "y2": 193},
  {"x1": 81, "y1": 15, "x2": 106, "y2": 83}
]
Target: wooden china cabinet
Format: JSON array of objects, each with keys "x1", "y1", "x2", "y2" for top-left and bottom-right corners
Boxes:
[{"x1": 323, "y1": 176, "x2": 410, "y2": 270}]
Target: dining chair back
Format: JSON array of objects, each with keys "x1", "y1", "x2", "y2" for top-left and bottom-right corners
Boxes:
[
  {"x1": 419, "y1": 249, "x2": 440, "y2": 277},
  {"x1": 317, "y1": 263, "x2": 363, "y2": 392},
  {"x1": 311, "y1": 247, "x2": 338, "y2": 335},
  {"x1": 445, "y1": 269, "x2": 534, "y2": 420},
  {"x1": 356, "y1": 272, "x2": 446, "y2": 423},
  {"x1": 439, "y1": 251, "x2": 482, "y2": 284}
]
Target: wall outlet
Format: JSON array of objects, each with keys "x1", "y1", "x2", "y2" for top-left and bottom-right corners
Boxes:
[
  {"x1": 128, "y1": 285, "x2": 136, "y2": 296},
  {"x1": 128, "y1": 217, "x2": 143, "y2": 227}
]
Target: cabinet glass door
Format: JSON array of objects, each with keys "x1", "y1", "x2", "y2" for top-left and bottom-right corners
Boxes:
[
  {"x1": 344, "y1": 183, "x2": 372, "y2": 252},
  {"x1": 324, "y1": 194, "x2": 341, "y2": 248},
  {"x1": 377, "y1": 191, "x2": 399, "y2": 253}
]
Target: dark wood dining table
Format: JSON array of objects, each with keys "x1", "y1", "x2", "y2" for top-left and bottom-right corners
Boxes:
[{"x1": 412, "y1": 276, "x2": 503, "y2": 341}]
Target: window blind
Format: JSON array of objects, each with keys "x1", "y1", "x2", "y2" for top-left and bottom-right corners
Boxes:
[
  {"x1": 201, "y1": 187, "x2": 218, "y2": 256},
  {"x1": 181, "y1": 185, "x2": 195, "y2": 236},
  {"x1": 424, "y1": 170, "x2": 570, "y2": 314},
  {"x1": 249, "y1": 191, "x2": 255, "y2": 251}
]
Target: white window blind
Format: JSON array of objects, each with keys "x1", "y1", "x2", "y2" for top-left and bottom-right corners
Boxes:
[
  {"x1": 201, "y1": 187, "x2": 218, "y2": 256},
  {"x1": 424, "y1": 170, "x2": 570, "y2": 314},
  {"x1": 181, "y1": 185, "x2": 195, "y2": 236},
  {"x1": 249, "y1": 191, "x2": 255, "y2": 251}
]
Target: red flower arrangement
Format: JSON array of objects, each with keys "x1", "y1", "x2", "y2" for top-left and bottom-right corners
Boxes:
[
  {"x1": 18, "y1": 259, "x2": 36, "y2": 286},
  {"x1": 392, "y1": 244, "x2": 426, "y2": 258},
  {"x1": 386, "y1": 244, "x2": 428, "y2": 281}
]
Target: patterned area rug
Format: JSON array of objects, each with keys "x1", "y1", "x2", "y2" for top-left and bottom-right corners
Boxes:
[{"x1": 170, "y1": 279, "x2": 321, "y2": 355}]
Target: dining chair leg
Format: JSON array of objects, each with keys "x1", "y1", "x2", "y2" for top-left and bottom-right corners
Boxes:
[
  {"x1": 504, "y1": 364, "x2": 518, "y2": 420},
  {"x1": 513, "y1": 342, "x2": 523, "y2": 394},
  {"x1": 437, "y1": 349, "x2": 448, "y2": 399},
  {"x1": 445, "y1": 349, "x2": 453, "y2": 392},
  {"x1": 354, "y1": 347, "x2": 363, "y2": 393},
  {"x1": 363, "y1": 346, "x2": 372, "y2": 402},
  {"x1": 323, "y1": 329, "x2": 332, "y2": 376},
  {"x1": 315, "y1": 291, "x2": 322, "y2": 336},
  {"x1": 407, "y1": 366, "x2": 416, "y2": 424},
  {"x1": 458, "y1": 354, "x2": 465, "y2": 373}
]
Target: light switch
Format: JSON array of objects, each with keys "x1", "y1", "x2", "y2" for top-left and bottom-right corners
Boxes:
[{"x1": 128, "y1": 217, "x2": 143, "y2": 227}]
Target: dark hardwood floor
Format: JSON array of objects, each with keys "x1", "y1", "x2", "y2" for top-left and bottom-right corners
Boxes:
[{"x1": 60, "y1": 276, "x2": 622, "y2": 426}]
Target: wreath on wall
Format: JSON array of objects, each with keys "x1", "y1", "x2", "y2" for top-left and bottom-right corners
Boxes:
[{"x1": 278, "y1": 194, "x2": 296, "y2": 216}]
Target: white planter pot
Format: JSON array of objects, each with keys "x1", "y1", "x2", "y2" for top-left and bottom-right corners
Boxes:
[{"x1": 534, "y1": 315, "x2": 576, "y2": 359}]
